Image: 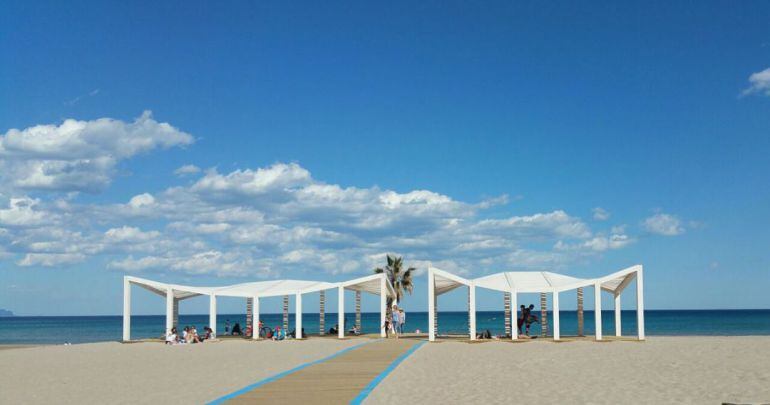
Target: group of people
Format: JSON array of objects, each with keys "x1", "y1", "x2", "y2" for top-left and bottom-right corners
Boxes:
[
  {"x1": 473, "y1": 303, "x2": 539, "y2": 340},
  {"x1": 383, "y1": 304, "x2": 406, "y2": 338},
  {"x1": 165, "y1": 325, "x2": 215, "y2": 345}
]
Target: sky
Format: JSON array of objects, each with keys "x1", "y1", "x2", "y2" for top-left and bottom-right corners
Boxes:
[{"x1": 1, "y1": 1, "x2": 769, "y2": 316}]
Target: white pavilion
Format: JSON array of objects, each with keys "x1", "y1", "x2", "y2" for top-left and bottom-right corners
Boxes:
[
  {"x1": 427, "y1": 264, "x2": 645, "y2": 341},
  {"x1": 122, "y1": 273, "x2": 395, "y2": 341}
]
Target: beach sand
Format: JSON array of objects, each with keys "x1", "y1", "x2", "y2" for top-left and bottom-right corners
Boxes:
[
  {"x1": 0, "y1": 338, "x2": 362, "y2": 405},
  {"x1": 367, "y1": 336, "x2": 770, "y2": 404},
  {"x1": 1, "y1": 336, "x2": 769, "y2": 404}
]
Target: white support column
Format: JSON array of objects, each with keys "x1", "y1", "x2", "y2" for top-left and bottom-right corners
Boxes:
[
  {"x1": 296, "y1": 292, "x2": 303, "y2": 339},
  {"x1": 594, "y1": 282, "x2": 602, "y2": 341},
  {"x1": 469, "y1": 283, "x2": 477, "y2": 340},
  {"x1": 165, "y1": 287, "x2": 174, "y2": 335},
  {"x1": 338, "y1": 286, "x2": 345, "y2": 339},
  {"x1": 209, "y1": 295, "x2": 217, "y2": 337},
  {"x1": 553, "y1": 291, "x2": 560, "y2": 341},
  {"x1": 122, "y1": 278, "x2": 131, "y2": 341},
  {"x1": 614, "y1": 293, "x2": 622, "y2": 337},
  {"x1": 380, "y1": 276, "x2": 387, "y2": 337},
  {"x1": 252, "y1": 297, "x2": 260, "y2": 340},
  {"x1": 510, "y1": 289, "x2": 518, "y2": 340},
  {"x1": 636, "y1": 267, "x2": 645, "y2": 340},
  {"x1": 428, "y1": 268, "x2": 435, "y2": 342}
]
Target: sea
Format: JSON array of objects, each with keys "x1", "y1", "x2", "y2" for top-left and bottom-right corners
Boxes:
[{"x1": 1, "y1": 310, "x2": 769, "y2": 345}]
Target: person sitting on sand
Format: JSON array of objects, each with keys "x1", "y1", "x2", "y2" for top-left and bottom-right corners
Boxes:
[
  {"x1": 329, "y1": 324, "x2": 338, "y2": 335},
  {"x1": 273, "y1": 326, "x2": 285, "y2": 341},
  {"x1": 188, "y1": 326, "x2": 196, "y2": 343},
  {"x1": 231, "y1": 322, "x2": 242, "y2": 336},
  {"x1": 190, "y1": 326, "x2": 202, "y2": 343},
  {"x1": 166, "y1": 327, "x2": 178, "y2": 345},
  {"x1": 203, "y1": 327, "x2": 214, "y2": 340}
]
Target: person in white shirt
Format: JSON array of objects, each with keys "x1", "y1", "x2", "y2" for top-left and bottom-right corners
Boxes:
[{"x1": 166, "y1": 326, "x2": 178, "y2": 345}]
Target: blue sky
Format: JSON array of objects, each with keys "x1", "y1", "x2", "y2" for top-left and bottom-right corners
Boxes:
[{"x1": 1, "y1": 1, "x2": 769, "y2": 315}]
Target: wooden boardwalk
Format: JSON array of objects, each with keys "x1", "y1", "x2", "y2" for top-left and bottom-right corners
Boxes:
[{"x1": 226, "y1": 338, "x2": 422, "y2": 404}]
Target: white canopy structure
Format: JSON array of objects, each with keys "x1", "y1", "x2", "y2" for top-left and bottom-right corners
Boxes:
[
  {"x1": 122, "y1": 274, "x2": 395, "y2": 341},
  {"x1": 427, "y1": 264, "x2": 644, "y2": 342}
]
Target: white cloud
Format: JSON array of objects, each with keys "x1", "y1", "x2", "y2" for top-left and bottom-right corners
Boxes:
[
  {"x1": 0, "y1": 111, "x2": 193, "y2": 192},
  {"x1": 191, "y1": 163, "x2": 311, "y2": 198},
  {"x1": 17, "y1": 253, "x2": 86, "y2": 267},
  {"x1": 742, "y1": 67, "x2": 770, "y2": 97},
  {"x1": 104, "y1": 226, "x2": 160, "y2": 243},
  {"x1": 0, "y1": 197, "x2": 47, "y2": 227},
  {"x1": 592, "y1": 207, "x2": 610, "y2": 221},
  {"x1": 1, "y1": 158, "x2": 638, "y2": 277},
  {"x1": 643, "y1": 213, "x2": 685, "y2": 236},
  {"x1": 174, "y1": 164, "x2": 201, "y2": 176},
  {"x1": 473, "y1": 211, "x2": 591, "y2": 239}
]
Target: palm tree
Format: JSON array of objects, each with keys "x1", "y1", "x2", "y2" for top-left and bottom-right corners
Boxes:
[{"x1": 374, "y1": 254, "x2": 415, "y2": 317}]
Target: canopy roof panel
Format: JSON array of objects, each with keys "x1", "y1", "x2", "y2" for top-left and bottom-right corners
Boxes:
[
  {"x1": 126, "y1": 274, "x2": 393, "y2": 300},
  {"x1": 474, "y1": 271, "x2": 585, "y2": 293},
  {"x1": 430, "y1": 265, "x2": 642, "y2": 296},
  {"x1": 340, "y1": 274, "x2": 396, "y2": 298}
]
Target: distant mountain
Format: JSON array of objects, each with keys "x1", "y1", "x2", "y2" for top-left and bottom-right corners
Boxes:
[{"x1": 0, "y1": 309, "x2": 14, "y2": 317}]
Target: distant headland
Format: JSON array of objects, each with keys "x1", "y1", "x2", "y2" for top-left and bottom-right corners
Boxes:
[{"x1": 0, "y1": 309, "x2": 14, "y2": 317}]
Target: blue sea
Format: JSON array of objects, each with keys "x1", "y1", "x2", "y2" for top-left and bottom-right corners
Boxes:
[{"x1": 1, "y1": 310, "x2": 769, "y2": 345}]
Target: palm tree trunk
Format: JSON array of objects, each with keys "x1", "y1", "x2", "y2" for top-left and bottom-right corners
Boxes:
[
  {"x1": 540, "y1": 292, "x2": 548, "y2": 337},
  {"x1": 283, "y1": 295, "x2": 289, "y2": 331},
  {"x1": 577, "y1": 287, "x2": 584, "y2": 336},
  {"x1": 504, "y1": 292, "x2": 511, "y2": 337},
  {"x1": 355, "y1": 291, "x2": 361, "y2": 331},
  {"x1": 319, "y1": 290, "x2": 325, "y2": 336}
]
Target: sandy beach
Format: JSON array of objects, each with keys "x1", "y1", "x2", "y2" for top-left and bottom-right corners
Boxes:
[
  {"x1": 368, "y1": 336, "x2": 770, "y2": 404},
  {"x1": 1, "y1": 336, "x2": 769, "y2": 404},
  {"x1": 0, "y1": 338, "x2": 361, "y2": 404}
]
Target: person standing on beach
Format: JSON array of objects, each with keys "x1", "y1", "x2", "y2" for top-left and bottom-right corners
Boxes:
[
  {"x1": 225, "y1": 320, "x2": 230, "y2": 335},
  {"x1": 525, "y1": 304, "x2": 537, "y2": 336},
  {"x1": 399, "y1": 308, "x2": 406, "y2": 334},
  {"x1": 517, "y1": 305, "x2": 526, "y2": 335},
  {"x1": 392, "y1": 305, "x2": 400, "y2": 338}
]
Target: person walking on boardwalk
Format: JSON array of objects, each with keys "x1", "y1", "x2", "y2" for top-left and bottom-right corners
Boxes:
[{"x1": 399, "y1": 308, "x2": 406, "y2": 334}]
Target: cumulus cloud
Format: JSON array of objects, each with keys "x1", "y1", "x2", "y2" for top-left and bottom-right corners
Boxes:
[
  {"x1": 0, "y1": 111, "x2": 193, "y2": 192},
  {"x1": 741, "y1": 67, "x2": 770, "y2": 97},
  {"x1": 642, "y1": 213, "x2": 685, "y2": 236},
  {"x1": 174, "y1": 164, "x2": 201, "y2": 176},
  {"x1": 0, "y1": 197, "x2": 47, "y2": 227},
  {"x1": 104, "y1": 226, "x2": 160, "y2": 243},
  {"x1": 1, "y1": 157, "x2": 638, "y2": 275},
  {"x1": 17, "y1": 253, "x2": 86, "y2": 267},
  {"x1": 592, "y1": 207, "x2": 610, "y2": 221}
]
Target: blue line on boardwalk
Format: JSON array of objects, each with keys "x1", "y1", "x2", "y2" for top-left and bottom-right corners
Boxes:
[
  {"x1": 350, "y1": 340, "x2": 427, "y2": 405},
  {"x1": 207, "y1": 339, "x2": 380, "y2": 405}
]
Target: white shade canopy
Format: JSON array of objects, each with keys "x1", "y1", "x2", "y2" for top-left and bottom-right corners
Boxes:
[
  {"x1": 430, "y1": 265, "x2": 642, "y2": 296},
  {"x1": 126, "y1": 275, "x2": 395, "y2": 300},
  {"x1": 427, "y1": 264, "x2": 645, "y2": 342},
  {"x1": 122, "y1": 273, "x2": 396, "y2": 341}
]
